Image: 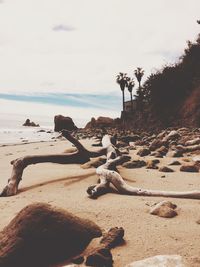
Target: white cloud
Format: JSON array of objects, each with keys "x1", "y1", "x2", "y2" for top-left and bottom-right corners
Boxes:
[{"x1": 0, "y1": 0, "x2": 199, "y2": 94}]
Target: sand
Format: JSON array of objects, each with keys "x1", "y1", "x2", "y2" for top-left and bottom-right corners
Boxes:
[{"x1": 0, "y1": 138, "x2": 200, "y2": 266}]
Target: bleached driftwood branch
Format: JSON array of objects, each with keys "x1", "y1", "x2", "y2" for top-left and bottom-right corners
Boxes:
[
  {"x1": 87, "y1": 135, "x2": 200, "y2": 200},
  {"x1": 0, "y1": 131, "x2": 109, "y2": 197}
]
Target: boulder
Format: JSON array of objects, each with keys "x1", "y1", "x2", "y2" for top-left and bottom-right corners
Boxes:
[
  {"x1": 163, "y1": 130, "x2": 180, "y2": 142},
  {"x1": 125, "y1": 255, "x2": 185, "y2": 267},
  {"x1": 137, "y1": 147, "x2": 151, "y2": 157},
  {"x1": 54, "y1": 115, "x2": 77, "y2": 132},
  {"x1": 159, "y1": 166, "x2": 174, "y2": 172},
  {"x1": 180, "y1": 163, "x2": 199, "y2": 172},
  {"x1": 122, "y1": 160, "x2": 146, "y2": 169},
  {"x1": 0, "y1": 203, "x2": 102, "y2": 267},
  {"x1": 85, "y1": 116, "x2": 114, "y2": 129},
  {"x1": 150, "y1": 200, "x2": 177, "y2": 218},
  {"x1": 146, "y1": 159, "x2": 160, "y2": 169},
  {"x1": 22, "y1": 119, "x2": 39, "y2": 127}
]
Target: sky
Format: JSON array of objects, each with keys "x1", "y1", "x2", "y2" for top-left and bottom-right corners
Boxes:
[{"x1": 0, "y1": 0, "x2": 200, "y2": 126}]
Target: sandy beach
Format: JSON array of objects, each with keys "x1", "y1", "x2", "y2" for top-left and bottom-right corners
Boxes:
[{"x1": 0, "y1": 138, "x2": 200, "y2": 266}]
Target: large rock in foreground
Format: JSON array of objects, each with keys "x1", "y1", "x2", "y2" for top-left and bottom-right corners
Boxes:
[
  {"x1": 0, "y1": 203, "x2": 102, "y2": 267},
  {"x1": 54, "y1": 115, "x2": 77, "y2": 132},
  {"x1": 85, "y1": 116, "x2": 115, "y2": 129}
]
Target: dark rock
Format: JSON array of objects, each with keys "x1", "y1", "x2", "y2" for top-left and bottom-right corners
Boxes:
[
  {"x1": 23, "y1": 119, "x2": 39, "y2": 127},
  {"x1": 180, "y1": 163, "x2": 199, "y2": 172},
  {"x1": 149, "y1": 140, "x2": 167, "y2": 151},
  {"x1": 122, "y1": 160, "x2": 146, "y2": 169},
  {"x1": 137, "y1": 147, "x2": 151, "y2": 157},
  {"x1": 168, "y1": 160, "x2": 181, "y2": 166},
  {"x1": 85, "y1": 116, "x2": 114, "y2": 129},
  {"x1": 54, "y1": 115, "x2": 77, "y2": 132},
  {"x1": 0, "y1": 203, "x2": 102, "y2": 267},
  {"x1": 159, "y1": 166, "x2": 174, "y2": 172}
]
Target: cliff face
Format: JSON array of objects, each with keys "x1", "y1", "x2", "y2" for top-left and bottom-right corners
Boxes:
[{"x1": 179, "y1": 87, "x2": 200, "y2": 127}]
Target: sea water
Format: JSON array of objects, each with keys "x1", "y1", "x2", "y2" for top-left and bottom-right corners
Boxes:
[{"x1": 0, "y1": 113, "x2": 57, "y2": 145}]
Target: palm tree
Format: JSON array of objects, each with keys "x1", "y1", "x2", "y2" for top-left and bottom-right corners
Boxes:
[
  {"x1": 134, "y1": 67, "x2": 145, "y2": 111},
  {"x1": 116, "y1": 72, "x2": 127, "y2": 111},
  {"x1": 134, "y1": 67, "x2": 144, "y2": 89},
  {"x1": 126, "y1": 77, "x2": 135, "y2": 111}
]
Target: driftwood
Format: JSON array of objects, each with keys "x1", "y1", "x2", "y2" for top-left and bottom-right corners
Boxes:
[
  {"x1": 1, "y1": 130, "x2": 200, "y2": 200},
  {"x1": 0, "y1": 130, "x2": 108, "y2": 197},
  {"x1": 87, "y1": 135, "x2": 200, "y2": 200}
]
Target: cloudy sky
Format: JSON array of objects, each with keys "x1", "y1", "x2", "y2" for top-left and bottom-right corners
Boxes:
[{"x1": 0, "y1": 0, "x2": 199, "y2": 125}]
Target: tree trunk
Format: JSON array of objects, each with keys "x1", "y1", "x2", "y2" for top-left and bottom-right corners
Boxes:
[{"x1": 122, "y1": 90, "x2": 125, "y2": 111}]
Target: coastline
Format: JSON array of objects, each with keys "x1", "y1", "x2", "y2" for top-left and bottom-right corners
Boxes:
[{"x1": 0, "y1": 137, "x2": 200, "y2": 266}]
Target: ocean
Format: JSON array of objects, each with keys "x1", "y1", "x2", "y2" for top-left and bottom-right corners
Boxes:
[{"x1": 0, "y1": 113, "x2": 58, "y2": 145}]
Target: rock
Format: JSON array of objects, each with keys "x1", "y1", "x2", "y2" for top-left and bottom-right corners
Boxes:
[
  {"x1": 150, "y1": 151, "x2": 163, "y2": 158},
  {"x1": 81, "y1": 157, "x2": 106, "y2": 169},
  {"x1": 150, "y1": 200, "x2": 177, "y2": 218},
  {"x1": 149, "y1": 139, "x2": 167, "y2": 151},
  {"x1": 167, "y1": 150, "x2": 183, "y2": 157},
  {"x1": 122, "y1": 160, "x2": 146, "y2": 169},
  {"x1": 116, "y1": 140, "x2": 129, "y2": 148},
  {"x1": 159, "y1": 166, "x2": 174, "y2": 172},
  {"x1": 180, "y1": 163, "x2": 199, "y2": 172},
  {"x1": 85, "y1": 116, "x2": 114, "y2": 129},
  {"x1": 168, "y1": 160, "x2": 181, "y2": 166},
  {"x1": 119, "y1": 135, "x2": 140, "y2": 143},
  {"x1": 23, "y1": 119, "x2": 39, "y2": 127},
  {"x1": 137, "y1": 147, "x2": 151, "y2": 157},
  {"x1": 54, "y1": 115, "x2": 77, "y2": 132},
  {"x1": 156, "y1": 145, "x2": 168, "y2": 155},
  {"x1": 0, "y1": 203, "x2": 102, "y2": 267},
  {"x1": 163, "y1": 130, "x2": 180, "y2": 142},
  {"x1": 146, "y1": 159, "x2": 160, "y2": 169},
  {"x1": 185, "y1": 138, "x2": 200, "y2": 146},
  {"x1": 125, "y1": 255, "x2": 185, "y2": 267}
]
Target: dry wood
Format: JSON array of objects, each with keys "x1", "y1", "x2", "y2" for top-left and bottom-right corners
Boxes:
[
  {"x1": 87, "y1": 135, "x2": 200, "y2": 200},
  {"x1": 0, "y1": 130, "x2": 107, "y2": 197}
]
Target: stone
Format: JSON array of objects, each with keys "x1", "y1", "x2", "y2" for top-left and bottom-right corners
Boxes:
[
  {"x1": 23, "y1": 119, "x2": 39, "y2": 127},
  {"x1": 137, "y1": 147, "x2": 151, "y2": 157},
  {"x1": 185, "y1": 138, "x2": 200, "y2": 146},
  {"x1": 146, "y1": 159, "x2": 160, "y2": 169},
  {"x1": 122, "y1": 160, "x2": 146, "y2": 169},
  {"x1": 150, "y1": 200, "x2": 177, "y2": 218},
  {"x1": 54, "y1": 115, "x2": 77, "y2": 132},
  {"x1": 149, "y1": 139, "x2": 168, "y2": 151},
  {"x1": 180, "y1": 163, "x2": 199, "y2": 173},
  {"x1": 167, "y1": 150, "x2": 183, "y2": 157},
  {"x1": 168, "y1": 160, "x2": 181, "y2": 166},
  {"x1": 85, "y1": 116, "x2": 114, "y2": 129},
  {"x1": 0, "y1": 203, "x2": 102, "y2": 267},
  {"x1": 81, "y1": 157, "x2": 107, "y2": 169},
  {"x1": 125, "y1": 255, "x2": 185, "y2": 267},
  {"x1": 159, "y1": 166, "x2": 174, "y2": 172},
  {"x1": 163, "y1": 130, "x2": 180, "y2": 142}
]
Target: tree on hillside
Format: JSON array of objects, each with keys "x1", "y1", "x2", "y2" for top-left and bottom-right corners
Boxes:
[
  {"x1": 126, "y1": 77, "x2": 135, "y2": 111},
  {"x1": 134, "y1": 67, "x2": 145, "y2": 111},
  {"x1": 134, "y1": 67, "x2": 144, "y2": 89},
  {"x1": 116, "y1": 72, "x2": 127, "y2": 111}
]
